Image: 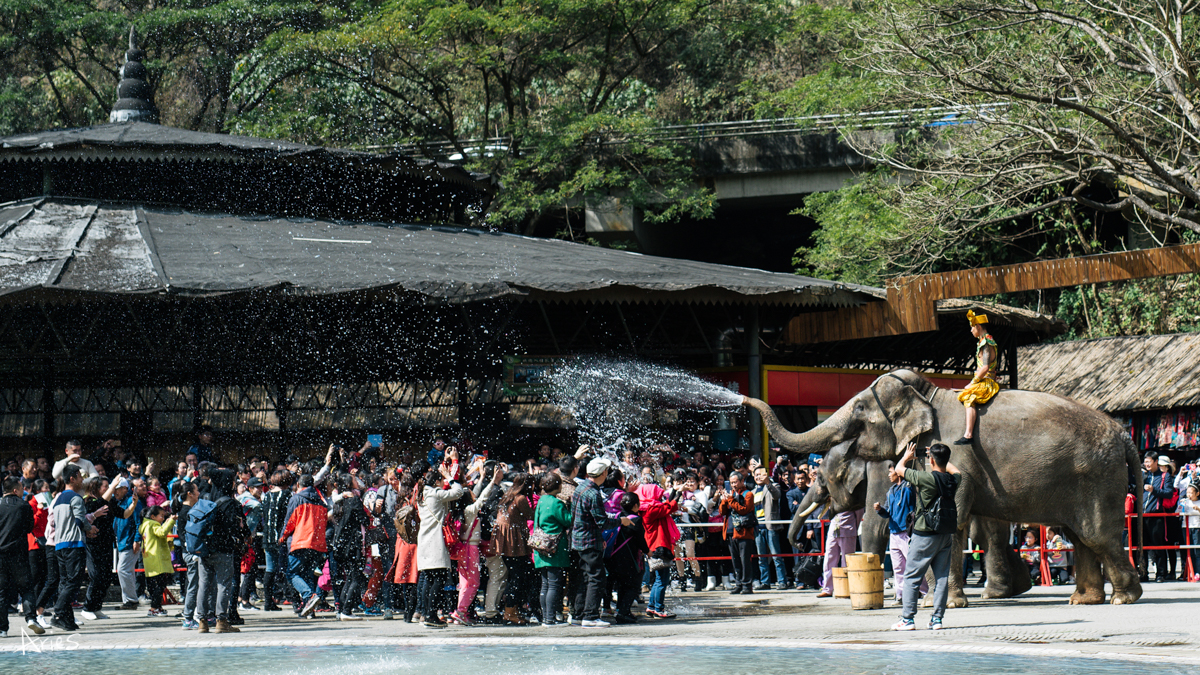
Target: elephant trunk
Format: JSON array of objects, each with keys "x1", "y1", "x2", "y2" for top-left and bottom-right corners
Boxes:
[
  {"x1": 787, "y1": 483, "x2": 827, "y2": 545},
  {"x1": 742, "y1": 396, "x2": 845, "y2": 455}
]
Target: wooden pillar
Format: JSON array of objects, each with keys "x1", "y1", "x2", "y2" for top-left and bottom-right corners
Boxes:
[
  {"x1": 747, "y1": 307, "x2": 763, "y2": 462},
  {"x1": 1006, "y1": 334, "x2": 1019, "y2": 390}
]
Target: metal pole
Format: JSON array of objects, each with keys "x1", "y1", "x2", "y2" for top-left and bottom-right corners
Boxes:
[{"x1": 747, "y1": 307, "x2": 762, "y2": 463}]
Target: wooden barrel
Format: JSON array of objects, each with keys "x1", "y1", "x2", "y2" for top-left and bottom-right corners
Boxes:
[
  {"x1": 845, "y1": 553, "x2": 882, "y2": 571},
  {"x1": 832, "y1": 567, "x2": 850, "y2": 598},
  {"x1": 848, "y1": 568, "x2": 885, "y2": 610}
]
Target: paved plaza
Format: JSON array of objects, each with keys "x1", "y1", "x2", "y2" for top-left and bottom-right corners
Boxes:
[{"x1": 6, "y1": 581, "x2": 1197, "y2": 664}]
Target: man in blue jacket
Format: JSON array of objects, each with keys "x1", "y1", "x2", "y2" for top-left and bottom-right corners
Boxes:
[{"x1": 873, "y1": 461, "x2": 927, "y2": 605}]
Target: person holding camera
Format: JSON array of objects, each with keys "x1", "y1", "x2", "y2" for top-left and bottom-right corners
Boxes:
[
  {"x1": 718, "y1": 471, "x2": 757, "y2": 595},
  {"x1": 892, "y1": 442, "x2": 961, "y2": 631}
]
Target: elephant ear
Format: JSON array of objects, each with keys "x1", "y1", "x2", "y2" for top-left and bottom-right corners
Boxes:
[
  {"x1": 827, "y1": 440, "x2": 867, "y2": 497},
  {"x1": 886, "y1": 385, "x2": 935, "y2": 454}
]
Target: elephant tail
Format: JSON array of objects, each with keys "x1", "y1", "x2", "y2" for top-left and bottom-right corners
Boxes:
[{"x1": 1123, "y1": 435, "x2": 1145, "y2": 573}]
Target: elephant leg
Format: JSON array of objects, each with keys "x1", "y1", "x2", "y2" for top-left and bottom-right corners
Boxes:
[
  {"x1": 980, "y1": 522, "x2": 1030, "y2": 599},
  {"x1": 1062, "y1": 528, "x2": 1105, "y2": 605},
  {"x1": 946, "y1": 530, "x2": 969, "y2": 608},
  {"x1": 1068, "y1": 523, "x2": 1143, "y2": 605}
]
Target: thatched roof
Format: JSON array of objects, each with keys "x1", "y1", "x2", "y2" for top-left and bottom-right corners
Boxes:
[{"x1": 1018, "y1": 333, "x2": 1200, "y2": 412}]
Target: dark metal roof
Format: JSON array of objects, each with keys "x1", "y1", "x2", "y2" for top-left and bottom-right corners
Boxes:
[
  {"x1": 0, "y1": 198, "x2": 877, "y2": 306},
  {"x1": 0, "y1": 122, "x2": 496, "y2": 192}
]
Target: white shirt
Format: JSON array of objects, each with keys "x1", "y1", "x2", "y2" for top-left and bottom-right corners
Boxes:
[{"x1": 52, "y1": 456, "x2": 99, "y2": 481}]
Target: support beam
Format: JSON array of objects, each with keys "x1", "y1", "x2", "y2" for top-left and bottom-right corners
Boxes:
[{"x1": 747, "y1": 308, "x2": 762, "y2": 463}]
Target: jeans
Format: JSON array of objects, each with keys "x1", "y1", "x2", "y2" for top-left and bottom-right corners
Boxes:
[
  {"x1": 573, "y1": 547, "x2": 607, "y2": 621},
  {"x1": 416, "y1": 568, "x2": 448, "y2": 618},
  {"x1": 539, "y1": 567, "x2": 565, "y2": 622},
  {"x1": 0, "y1": 550, "x2": 37, "y2": 632},
  {"x1": 901, "y1": 532, "x2": 954, "y2": 622},
  {"x1": 84, "y1": 542, "x2": 113, "y2": 612},
  {"x1": 502, "y1": 555, "x2": 535, "y2": 612},
  {"x1": 288, "y1": 549, "x2": 323, "y2": 602},
  {"x1": 727, "y1": 538, "x2": 755, "y2": 589},
  {"x1": 755, "y1": 527, "x2": 789, "y2": 586},
  {"x1": 198, "y1": 552, "x2": 237, "y2": 621},
  {"x1": 54, "y1": 546, "x2": 87, "y2": 626},
  {"x1": 183, "y1": 552, "x2": 201, "y2": 620},
  {"x1": 648, "y1": 566, "x2": 670, "y2": 612},
  {"x1": 37, "y1": 547, "x2": 58, "y2": 611},
  {"x1": 27, "y1": 547, "x2": 46, "y2": 611},
  {"x1": 336, "y1": 557, "x2": 366, "y2": 614}
]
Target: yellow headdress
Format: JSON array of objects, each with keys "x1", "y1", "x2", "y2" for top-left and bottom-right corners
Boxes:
[{"x1": 967, "y1": 310, "x2": 988, "y2": 326}]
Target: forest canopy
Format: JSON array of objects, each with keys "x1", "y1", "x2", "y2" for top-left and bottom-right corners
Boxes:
[{"x1": 2, "y1": 0, "x2": 1198, "y2": 337}]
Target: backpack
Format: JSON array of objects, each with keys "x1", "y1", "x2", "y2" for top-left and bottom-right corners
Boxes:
[
  {"x1": 394, "y1": 498, "x2": 420, "y2": 545},
  {"x1": 184, "y1": 498, "x2": 217, "y2": 556},
  {"x1": 919, "y1": 472, "x2": 958, "y2": 535}
]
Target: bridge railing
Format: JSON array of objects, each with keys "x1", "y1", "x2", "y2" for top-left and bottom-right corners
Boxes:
[{"x1": 359, "y1": 103, "x2": 1011, "y2": 161}]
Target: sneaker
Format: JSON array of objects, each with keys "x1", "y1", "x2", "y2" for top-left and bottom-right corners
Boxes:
[
  {"x1": 37, "y1": 616, "x2": 51, "y2": 630},
  {"x1": 422, "y1": 618, "x2": 447, "y2": 628},
  {"x1": 382, "y1": 609, "x2": 394, "y2": 620},
  {"x1": 0, "y1": 630, "x2": 6, "y2": 638},
  {"x1": 300, "y1": 595, "x2": 321, "y2": 618},
  {"x1": 147, "y1": 608, "x2": 168, "y2": 617},
  {"x1": 891, "y1": 618, "x2": 916, "y2": 631},
  {"x1": 50, "y1": 618, "x2": 78, "y2": 632},
  {"x1": 26, "y1": 618, "x2": 44, "y2": 635},
  {"x1": 953, "y1": 437, "x2": 972, "y2": 445},
  {"x1": 648, "y1": 610, "x2": 676, "y2": 619},
  {"x1": 182, "y1": 619, "x2": 199, "y2": 630},
  {"x1": 119, "y1": 601, "x2": 139, "y2": 611},
  {"x1": 613, "y1": 614, "x2": 638, "y2": 624},
  {"x1": 338, "y1": 612, "x2": 363, "y2": 621},
  {"x1": 567, "y1": 615, "x2": 582, "y2": 626},
  {"x1": 239, "y1": 602, "x2": 260, "y2": 612},
  {"x1": 448, "y1": 611, "x2": 474, "y2": 626},
  {"x1": 928, "y1": 618, "x2": 944, "y2": 630},
  {"x1": 581, "y1": 619, "x2": 611, "y2": 628},
  {"x1": 80, "y1": 610, "x2": 98, "y2": 621}
]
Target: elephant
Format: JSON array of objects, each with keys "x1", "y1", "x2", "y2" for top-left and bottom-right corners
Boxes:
[
  {"x1": 749, "y1": 368, "x2": 1143, "y2": 605},
  {"x1": 787, "y1": 439, "x2": 1032, "y2": 605}
]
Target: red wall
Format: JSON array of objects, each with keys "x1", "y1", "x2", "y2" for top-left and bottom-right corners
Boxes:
[{"x1": 703, "y1": 369, "x2": 971, "y2": 409}]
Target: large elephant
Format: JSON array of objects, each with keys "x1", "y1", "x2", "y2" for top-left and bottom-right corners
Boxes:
[
  {"x1": 787, "y1": 439, "x2": 1032, "y2": 604},
  {"x1": 749, "y1": 368, "x2": 1143, "y2": 605}
]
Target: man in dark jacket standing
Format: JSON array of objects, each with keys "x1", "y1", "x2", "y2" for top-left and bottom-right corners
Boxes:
[
  {"x1": 0, "y1": 476, "x2": 43, "y2": 636},
  {"x1": 197, "y1": 468, "x2": 248, "y2": 634}
]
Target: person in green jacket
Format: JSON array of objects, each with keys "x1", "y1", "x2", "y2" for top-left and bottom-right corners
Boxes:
[
  {"x1": 138, "y1": 505, "x2": 177, "y2": 618},
  {"x1": 533, "y1": 472, "x2": 573, "y2": 626}
]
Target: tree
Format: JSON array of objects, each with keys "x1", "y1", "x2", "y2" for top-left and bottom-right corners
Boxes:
[
  {"x1": 787, "y1": 0, "x2": 1200, "y2": 277},
  {"x1": 234, "y1": 0, "x2": 793, "y2": 232}
]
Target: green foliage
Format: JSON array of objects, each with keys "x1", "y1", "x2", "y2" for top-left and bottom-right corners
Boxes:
[{"x1": 793, "y1": 172, "x2": 908, "y2": 284}]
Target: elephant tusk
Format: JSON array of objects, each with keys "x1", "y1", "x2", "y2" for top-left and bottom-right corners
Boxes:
[{"x1": 797, "y1": 501, "x2": 821, "y2": 519}]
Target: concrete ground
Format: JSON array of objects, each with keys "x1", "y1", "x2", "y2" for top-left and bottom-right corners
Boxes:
[{"x1": 4, "y1": 581, "x2": 1198, "y2": 664}]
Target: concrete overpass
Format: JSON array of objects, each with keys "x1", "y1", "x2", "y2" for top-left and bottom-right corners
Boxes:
[{"x1": 385, "y1": 106, "x2": 992, "y2": 272}]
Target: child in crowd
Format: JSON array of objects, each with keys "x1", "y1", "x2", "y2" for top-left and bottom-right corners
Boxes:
[{"x1": 139, "y1": 505, "x2": 177, "y2": 617}]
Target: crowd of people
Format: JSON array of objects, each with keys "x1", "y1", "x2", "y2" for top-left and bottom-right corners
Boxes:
[
  {"x1": 0, "y1": 432, "x2": 836, "y2": 636},
  {"x1": 1, "y1": 432, "x2": 1197, "y2": 638}
]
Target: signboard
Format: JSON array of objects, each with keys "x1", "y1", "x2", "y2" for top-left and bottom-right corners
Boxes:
[{"x1": 502, "y1": 356, "x2": 572, "y2": 396}]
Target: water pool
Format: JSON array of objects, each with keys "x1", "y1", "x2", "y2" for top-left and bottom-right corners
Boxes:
[{"x1": 8, "y1": 644, "x2": 1190, "y2": 675}]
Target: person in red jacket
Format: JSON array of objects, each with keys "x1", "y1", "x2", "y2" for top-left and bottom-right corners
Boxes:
[
  {"x1": 280, "y1": 473, "x2": 329, "y2": 618},
  {"x1": 636, "y1": 483, "x2": 680, "y2": 619},
  {"x1": 719, "y1": 472, "x2": 758, "y2": 595}
]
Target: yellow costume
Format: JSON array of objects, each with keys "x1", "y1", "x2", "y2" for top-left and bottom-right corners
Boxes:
[{"x1": 958, "y1": 311, "x2": 999, "y2": 407}]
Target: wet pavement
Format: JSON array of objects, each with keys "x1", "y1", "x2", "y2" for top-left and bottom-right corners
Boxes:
[{"x1": 4, "y1": 581, "x2": 1198, "y2": 664}]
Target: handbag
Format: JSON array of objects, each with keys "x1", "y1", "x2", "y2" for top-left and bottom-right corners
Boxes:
[{"x1": 528, "y1": 526, "x2": 561, "y2": 556}]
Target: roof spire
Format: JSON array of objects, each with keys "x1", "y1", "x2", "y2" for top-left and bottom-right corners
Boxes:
[{"x1": 109, "y1": 26, "x2": 159, "y2": 124}]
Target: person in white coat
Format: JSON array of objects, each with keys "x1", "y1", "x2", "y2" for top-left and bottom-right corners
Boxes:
[{"x1": 415, "y1": 462, "x2": 463, "y2": 628}]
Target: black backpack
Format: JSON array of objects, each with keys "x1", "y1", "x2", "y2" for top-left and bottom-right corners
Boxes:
[{"x1": 920, "y1": 472, "x2": 959, "y2": 535}]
